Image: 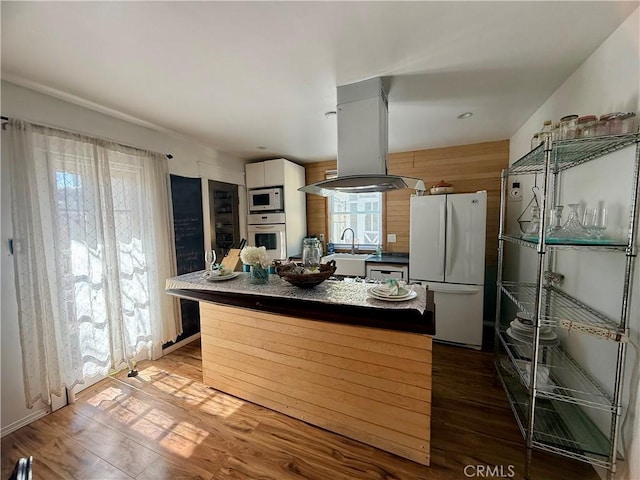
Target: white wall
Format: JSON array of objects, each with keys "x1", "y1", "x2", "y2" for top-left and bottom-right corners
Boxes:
[
  {"x1": 0, "y1": 81, "x2": 248, "y2": 435},
  {"x1": 507, "y1": 8, "x2": 639, "y2": 479}
]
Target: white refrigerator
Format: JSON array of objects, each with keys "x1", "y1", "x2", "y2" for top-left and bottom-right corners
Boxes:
[{"x1": 409, "y1": 191, "x2": 487, "y2": 349}]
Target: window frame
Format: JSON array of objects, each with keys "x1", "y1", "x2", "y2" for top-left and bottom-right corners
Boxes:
[{"x1": 326, "y1": 190, "x2": 383, "y2": 250}]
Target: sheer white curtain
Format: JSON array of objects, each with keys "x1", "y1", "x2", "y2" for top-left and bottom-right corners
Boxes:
[{"x1": 8, "y1": 119, "x2": 180, "y2": 408}]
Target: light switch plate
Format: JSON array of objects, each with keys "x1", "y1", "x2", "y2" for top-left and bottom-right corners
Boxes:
[{"x1": 387, "y1": 233, "x2": 397, "y2": 243}]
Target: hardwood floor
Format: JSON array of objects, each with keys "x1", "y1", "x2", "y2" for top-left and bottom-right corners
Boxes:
[{"x1": 1, "y1": 340, "x2": 598, "y2": 480}]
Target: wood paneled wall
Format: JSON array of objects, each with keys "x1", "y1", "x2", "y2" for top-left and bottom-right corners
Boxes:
[{"x1": 305, "y1": 140, "x2": 509, "y2": 266}]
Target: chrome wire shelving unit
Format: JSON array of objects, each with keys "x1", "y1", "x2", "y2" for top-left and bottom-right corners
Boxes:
[
  {"x1": 506, "y1": 133, "x2": 639, "y2": 174},
  {"x1": 494, "y1": 131, "x2": 639, "y2": 479},
  {"x1": 500, "y1": 233, "x2": 628, "y2": 252},
  {"x1": 498, "y1": 281, "x2": 627, "y2": 342},
  {"x1": 497, "y1": 330, "x2": 614, "y2": 411},
  {"x1": 495, "y1": 359, "x2": 612, "y2": 469}
]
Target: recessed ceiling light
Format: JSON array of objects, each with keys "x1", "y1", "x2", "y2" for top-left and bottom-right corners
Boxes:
[
  {"x1": 256, "y1": 146, "x2": 267, "y2": 150},
  {"x1": 325, "y1": 111, "x2": 337, "y2": 118},
  {"x1": 457, "y1": 112, "x2": 473, "y2": 119}
]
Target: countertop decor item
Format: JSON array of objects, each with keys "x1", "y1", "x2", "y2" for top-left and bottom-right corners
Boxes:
[
  {"x1": 201, "y1": 270, "x2": 240, "y2": 282},
  {"x1": 275, "y1": 260, "x2": 336, "y2": 288},
  {"x1": 240, "y1": 245, "x2": 271, "y2": 268},
  {"x1": 249, "y1": 265, "x2": 269, "y2": 284},
  {"x1": 430, "y1": 179, "x2": 453, "y2": 195},
  {"x1": 240, "y1": 245, "x2": 272, "y2": 285}
]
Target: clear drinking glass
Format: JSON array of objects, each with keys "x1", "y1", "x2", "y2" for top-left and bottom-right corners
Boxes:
[
  {"x1": 205, "y1": 250, "x2": 217, "y2": 270},
  {"x1": 583, "y1": 207, "x2": 608, "y2": 239},
  {"x1": 546, "y1": 205, "x2": 564, "y2": 240},
  {"x1": 583, "y1": 208, "x2": 597, "y2": 237}
]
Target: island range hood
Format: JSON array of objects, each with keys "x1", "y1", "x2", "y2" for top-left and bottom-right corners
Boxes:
[{"x1": 299, "y1": 77, "x2": 425, "y2": 196}]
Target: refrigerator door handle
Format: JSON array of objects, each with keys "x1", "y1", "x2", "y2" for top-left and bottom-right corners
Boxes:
[
  {"x1": 445, "y1": 201, "x2": 454, "y2": 276},
  {"x1": 439, "y1": 200, "x2": 446, "y2": 277},
  {"x1": 429, "y1": 285, "x2": 480, "y2": 294}
]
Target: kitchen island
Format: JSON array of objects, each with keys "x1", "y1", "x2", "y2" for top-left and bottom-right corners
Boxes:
[{"x1": 166, "y1": 272, "x2": 435, "y2": 466}]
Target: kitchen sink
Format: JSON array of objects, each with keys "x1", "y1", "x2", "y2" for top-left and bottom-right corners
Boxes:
[{"x1": 321, "y1": 253, "x2": 372, "y2": 277}]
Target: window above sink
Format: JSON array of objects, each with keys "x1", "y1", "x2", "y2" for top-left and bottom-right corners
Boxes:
[{"x1": 327, "y1": 188, "x2": 382, "y2": 249}]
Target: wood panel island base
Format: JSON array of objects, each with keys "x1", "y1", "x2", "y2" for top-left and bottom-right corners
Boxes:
[{"x1": 166, "y1": 272, "x2": 435, "y2": 467}]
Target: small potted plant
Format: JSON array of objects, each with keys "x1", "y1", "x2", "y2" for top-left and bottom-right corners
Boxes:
[{"x1": 240, "y1": 246, "x2": 271, "y2": 284}]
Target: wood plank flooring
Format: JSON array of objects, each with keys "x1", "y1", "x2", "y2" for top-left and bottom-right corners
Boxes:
[{"x1": 1, "y1": 340, "x2": 598, "y2": 480}]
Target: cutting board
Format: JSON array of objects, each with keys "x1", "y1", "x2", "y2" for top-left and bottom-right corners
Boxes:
[{"x1": 221, "y1": 248, "x2": 244, "y2": 272}]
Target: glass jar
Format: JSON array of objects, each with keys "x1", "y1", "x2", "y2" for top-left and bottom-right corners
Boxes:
[
  {"x1": 530, "y1": 133, "x2": 540, "y2": 151},
  {"x1": 538, "y1": 120, "x2": 553, "y2": 143},
  {"x1": 619, "y1": 112, "x2": 636, "y2": 134},
  {"x1": 577, "y1": 115, "x2": 598, "y2": 138},
  {"x1": 605, "y1": 112, "x2": 636, "y2": 135},
  {"x1": 302, "y1": 238, "x2": 322, "y2": 269},
  {"x1": 594, "y1": 119, "x2": 609, "y2": 137},
  {"x1": 551, "y1": 122, "x2": 561, "y2": 141},
  {"x1": 599, "y1": 112, "x2": 617, "y2": 135},
  {"x1": 559, "y1": 115, "x2": 578, "y2": 140}
]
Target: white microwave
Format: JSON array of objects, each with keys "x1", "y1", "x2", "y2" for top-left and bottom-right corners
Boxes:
[{"x1": 248, "y1": 187, "x2": 284, "y2": 212}]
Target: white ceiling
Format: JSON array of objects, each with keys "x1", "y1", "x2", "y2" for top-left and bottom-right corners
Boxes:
[{"x1": 1, "y1": 1, "x2": 638, "y2": 163}]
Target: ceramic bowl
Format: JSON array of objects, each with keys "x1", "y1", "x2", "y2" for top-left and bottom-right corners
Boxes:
[{"x1": 430, "y1": 186, "x2": 454, "y2": 195}]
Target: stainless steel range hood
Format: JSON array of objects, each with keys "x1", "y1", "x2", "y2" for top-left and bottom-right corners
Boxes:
[{"x1": 300, "y1": 77, "x2": 425, "y2": 196}]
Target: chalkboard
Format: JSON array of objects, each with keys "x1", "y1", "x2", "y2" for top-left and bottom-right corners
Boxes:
[
  {"x1": 171, "y1": 175, "x2": 205, "y2": 276},
  {"x1": 164, "y1": 175, "x2": 204, "y2": 348}
]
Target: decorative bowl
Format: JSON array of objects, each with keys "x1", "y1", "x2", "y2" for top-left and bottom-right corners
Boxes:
[
  {"x1": 430, "y1": 186, "x2": 454, "y2": 195},
  {"x1": 275, "y1": 260, "x2": 336, "y2": 288}
]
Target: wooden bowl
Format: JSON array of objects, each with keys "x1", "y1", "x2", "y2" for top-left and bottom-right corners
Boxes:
[{"x1": 275, "y1": 260, "x2": 337, "y2": 288}]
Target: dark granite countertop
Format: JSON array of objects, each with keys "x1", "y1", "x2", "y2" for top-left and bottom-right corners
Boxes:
[
  {"x1": 166, "y1": 270, "x2": 434, "y2": 335},
  {"x1": 291, "y1": 252, "x2": 410, "y2": 265},
  {"x1": 365, "y1": 253, "x2": 410, "y2": 265}
]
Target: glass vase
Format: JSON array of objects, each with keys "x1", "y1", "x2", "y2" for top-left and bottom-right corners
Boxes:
[
  {"x1": 546, "y1": 205, "x2": 564, "y2": 240},
  {"x1": 249, "y1": 265, "x2": 269, "y2": 284},
  {"x1": 558, "y1": 203, "x2": 588, "y2": 240}
]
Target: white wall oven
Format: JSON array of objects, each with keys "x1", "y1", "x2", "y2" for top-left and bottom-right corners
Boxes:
[
  {"x1": 248, "y1": 187, "x2": 284, "y2": 212},
  {"x1": 247, "y1": 213, "x2": 287, "y2": 261}
]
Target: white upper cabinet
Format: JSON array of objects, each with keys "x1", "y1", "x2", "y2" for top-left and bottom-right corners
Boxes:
[
  {"x1": 246, "y1": 159, "x2": 286, "y2": 189},
  {"x1": 245, "y1": 162, "x2": 265, "y2": 189}
]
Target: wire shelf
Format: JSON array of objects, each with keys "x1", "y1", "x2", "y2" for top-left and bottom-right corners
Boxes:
[
  {"x1": 508, "y1": 133, "x2": 639, "y2": 175},
  {"x1": 497, "y1": 331, "x2": 614, "y2": 411},
  {"x1": 495, "y1": 359, "x2": 613, "y2": 469},
  {"x1": 499, "y1": 281, "x2": 627, "y2": 342},
  {"x1": 500, "y1": 234, "x2": 628, "y2": 252}
]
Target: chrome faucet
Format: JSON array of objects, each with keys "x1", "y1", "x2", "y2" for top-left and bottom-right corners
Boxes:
[{"x1": 340, "y1": 227, "x2": 356, "y2": 254}]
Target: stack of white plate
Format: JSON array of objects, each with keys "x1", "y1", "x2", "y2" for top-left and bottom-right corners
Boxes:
[
  {"x1": 368, "y1": 285, "x2": 417, "y2": 302},
  {"x1": 506, "y1": 315, "x2": 558, "y2": 346}
]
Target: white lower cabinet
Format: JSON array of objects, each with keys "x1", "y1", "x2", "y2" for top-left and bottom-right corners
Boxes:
[{"x1": 366, "y1": 264, "x2": 408, "y2": 280}]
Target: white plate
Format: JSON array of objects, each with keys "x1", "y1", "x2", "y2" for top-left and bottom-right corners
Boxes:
[
  {"x1": 369, "y1": 289, "x2": 417, "y2": 302},
  {"x1": 510, "y1": 319, "x2": 553, "y2": 336},
  {"x1": 506, "y1": 327, "x2": 558, "y2": 345},
  {"x1": 202, "y1": 271, "x2": 240, "y2": 282},
  {"x1": 369, "y1": 286, "x2": 412, "y2": 299}
]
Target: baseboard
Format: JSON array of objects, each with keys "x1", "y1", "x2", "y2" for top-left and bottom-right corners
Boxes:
[
  {"x1": 433, "y1": 338, "x2": 482, "y2": 351},
  {"x1": 161, "y1": 332, "x2": 201, "y2": 355},
  {"x1": 1, "y1": 407, "x2": 50, "y2": 438}
]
